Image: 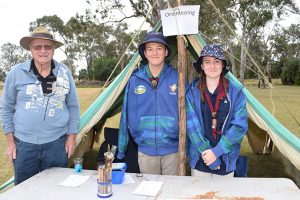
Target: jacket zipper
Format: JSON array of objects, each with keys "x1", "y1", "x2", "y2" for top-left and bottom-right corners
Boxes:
[
  {"x1": 222, "y1": 94, "x2": 231, "y2": 172},
  {"x1": 221, "y1": 94, "x2": 231, "y2": 133},
  {"x1": 43, "y1": 81, "x2": 56, "y2": 121},
  {"x1": 154, "y1": 85, "x2": 158, "y2": 154},
  {"x1": 44, "y1": 97, "x2": 50, "y2": 121}
]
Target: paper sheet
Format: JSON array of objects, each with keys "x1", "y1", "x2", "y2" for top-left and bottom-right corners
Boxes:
[
  {"x1": 121, "y1": 174, "x2": 135, "y2": 184},
  {"x1": 133, "y1": 181, "x2": 163, "y2": 197},
  {"x1": 59, "y1": 174, "x2": 90, "y2": 187}
]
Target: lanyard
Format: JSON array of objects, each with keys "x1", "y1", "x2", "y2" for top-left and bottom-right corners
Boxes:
[{"x1": 203, "y1": 81, "x2": 226, "y2": 140}]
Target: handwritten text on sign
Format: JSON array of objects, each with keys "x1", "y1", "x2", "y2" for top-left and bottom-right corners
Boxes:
[{"x1": 160, "y1": 5, "x2": 200, "y2": 36}]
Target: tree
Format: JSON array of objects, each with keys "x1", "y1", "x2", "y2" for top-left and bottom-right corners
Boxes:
[
  {"x1": 105, "y1": 23, "x2": 142, "y2": 70},
  {"x1": 28, "y1": 0, "x2": 300, "y2": 84},
  {"x1": 30, "y1": 14, "x2": 115, "y2": 79},
  {"x1": 87, "y1": 0, "x2": 166, "y2": 27},
  {"x1": 271, "y1": 24, "x2": 300, "y2": 62},
  {"x1": 0, "y1": 43, "x2": 31, "y2": 79},
  {"x1": 270, "y1": 24, "x2": 300, "y2": 84},
  {"x1": 65, "y1": 15, "x2": 113, "y2": 79},
  {"x1": 247, "y1": 32, "x2": 273, "y2": 87},
  {"x1": 270, "y1": 61, "x2": 283, "y2": 79},
  {"x1": 29, "y1": 15, "x2": 80, "y2": 74},
  {"x1": 91, "y1": 56, "x2": 119, "y2": 81},
  {"x1": 78, "y1": 69, "x2": 88, "y2": 81},
  {"x1": 230, "y1": 0, "x2": 297, "y2": 84},
  {"x1": 281, "y1": 58, "x2": 300, "y2": 85},
  {"x1": 192, "y1": 0, "x2": 238, "y2": 76}
]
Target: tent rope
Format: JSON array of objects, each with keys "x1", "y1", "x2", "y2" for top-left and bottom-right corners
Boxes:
[
  {"x1": 207, "y1": 0, "x2": 300, "y2": 128},
  {"x1": 207, "y1": 0, "x2": 272, "y2": 88},
  {"x1": 272, "y1": 87, "x2": 300, "y2": 127},
  {"x1": 199, "y1": 32, "x2": 264, "y2": 80},
  {"x1": 79, "y1": 87, "x2": 105, "y2": 111}
]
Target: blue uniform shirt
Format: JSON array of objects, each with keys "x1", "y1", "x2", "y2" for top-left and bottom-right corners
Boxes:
[{"x1": 195, "y1": 87, "x2": 231, "y2": 175}]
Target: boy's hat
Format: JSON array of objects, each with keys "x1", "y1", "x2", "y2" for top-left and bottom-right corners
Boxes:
[{"x1": 138, "y1": 31, "x2": 171, "y2": 60}]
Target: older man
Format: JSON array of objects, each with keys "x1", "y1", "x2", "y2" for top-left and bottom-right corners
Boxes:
[{"x1": 0, "y1": 27, "x2": 80, "y2": 185}]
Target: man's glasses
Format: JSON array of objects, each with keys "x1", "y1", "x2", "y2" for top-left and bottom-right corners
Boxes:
[{"x1": 31, "y1": 45, "x2": 54, "y2": 51}]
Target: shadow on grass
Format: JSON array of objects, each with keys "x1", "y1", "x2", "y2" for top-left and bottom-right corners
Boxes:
[{"x1": 245, "y1": 148, "x2": 288, "y2": 178}]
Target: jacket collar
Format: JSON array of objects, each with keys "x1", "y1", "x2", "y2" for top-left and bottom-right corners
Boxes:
[
  {"x1": 135, "y1": 63, "x2": 170, "y2": 80},
  {"x1": 21, "y1": 59, "x2": 60, "y2": 75}
]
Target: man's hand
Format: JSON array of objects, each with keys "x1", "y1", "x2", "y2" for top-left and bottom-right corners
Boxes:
[
  {"x1": 201, "y1": 149, "x2": 217, "y2": 166},
  {"x1": 5, "y1": 133, "x2": 16, "y2": 163},
  {"x1": 65, "y1": 134, "x2": 77, "y2": 158}
]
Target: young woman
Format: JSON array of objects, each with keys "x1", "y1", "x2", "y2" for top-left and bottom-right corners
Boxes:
[{"x1": 186, "y1": 44, "x2": 248, "y2": 177}]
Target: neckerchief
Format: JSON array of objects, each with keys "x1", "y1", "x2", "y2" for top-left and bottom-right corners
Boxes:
[
  {"x1": 203, "y1": 80, "x2": 227, "y2": 140},
  {"x1": 146, "y1": 65, "x2": 163, "y2": 89},
  {"x1": 149, "y1": 77, "x2": 159, "y2": 89}
]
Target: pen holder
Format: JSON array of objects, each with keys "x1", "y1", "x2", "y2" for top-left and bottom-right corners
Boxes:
[{"x1": 97, "y1": 165, "x2": 112, "y2": 198}]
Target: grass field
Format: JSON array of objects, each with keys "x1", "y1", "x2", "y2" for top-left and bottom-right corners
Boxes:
[{"x1": 0, "y1": 84, "x2": 300, "y2": 186}]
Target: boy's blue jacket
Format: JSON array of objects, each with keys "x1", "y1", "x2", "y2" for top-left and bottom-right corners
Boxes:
[
  {"x1": 186, "y1": 78, "x2": 248, "y2": 172},
  {"x1": 0, "y1": 60, "x2": 80, "y2": 144},
  {"x1": 117, "y1": 64, "x2": 179, "y2": 159}
]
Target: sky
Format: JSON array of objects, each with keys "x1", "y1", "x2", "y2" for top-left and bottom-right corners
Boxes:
[
  {"x1": 0, "y1": 0, "x2": 88, "y2": 61},
  {"x1": 0, "y1": 0, "x2": 299, "y2": 62},
  {"x1": 0, "y1": 0, "x2": 149, "y2": 63},
  {"x1": 0, "y1": 0, "x2": 88, "y2": 45}
]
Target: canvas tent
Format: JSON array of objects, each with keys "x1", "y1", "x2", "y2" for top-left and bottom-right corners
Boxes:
[
  {"x1": 75, "y1": 21, "x2": 300, "y2": 172},
  {"x1": 1, "y1": 21, "x2": 300, "y2": 192}
]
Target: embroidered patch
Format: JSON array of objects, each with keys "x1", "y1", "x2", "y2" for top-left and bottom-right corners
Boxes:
[
  {"x1": 49, "y1": 109, "x2": 55, "y2": 117},
  {"x1": 135, "y1": 85, "x2": 146, "y2": 94},
  {"x1": 169, "y1": 83, "x2": 177, "y2": 95},
  {"x1": 25, "y1": 102, "x2": 31, "y2": 109},
  {"x1": 26, "y1": 85, "x2": 35, "y2": 95}
]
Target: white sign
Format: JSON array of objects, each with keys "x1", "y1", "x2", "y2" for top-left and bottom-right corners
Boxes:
[{"x1": 160, "y1": 5, "x2": 200, "y2": 36}]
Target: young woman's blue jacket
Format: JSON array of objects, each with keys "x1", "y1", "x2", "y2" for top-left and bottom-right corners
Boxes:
[
  {"x1": 117, "y1": 64, "x2": 179, "y2": 159},
  {"x1": 186, "y1": 78, "x2": 248, "y2": 172}
]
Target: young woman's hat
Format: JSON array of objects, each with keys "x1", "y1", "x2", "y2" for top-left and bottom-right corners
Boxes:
[{"x1": 193, "y1": 44, "x2": 229, "y2": 74}]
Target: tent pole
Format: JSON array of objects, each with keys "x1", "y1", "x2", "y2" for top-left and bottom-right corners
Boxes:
[{"x1": 173, "y1": 0, "x2": 187, "y2": 176}]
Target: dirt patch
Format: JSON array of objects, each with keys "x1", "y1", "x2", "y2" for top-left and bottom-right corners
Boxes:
[{"x1": 192, "y1": 191, "x2": 264, "y2": 200}]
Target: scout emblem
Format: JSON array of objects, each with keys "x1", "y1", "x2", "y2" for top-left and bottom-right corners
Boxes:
[
  {"x1": 135, "y1": 85, "x2": 146, "y2": 94},
  {"x1": 169, "y1": 83, "x2": 177, "y2": 94}
]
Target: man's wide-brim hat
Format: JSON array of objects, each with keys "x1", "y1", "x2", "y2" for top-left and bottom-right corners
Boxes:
[
  {"x1": 20, "y1": 26, "x2": 64, "y2": 50},
  {"x1": 138, "y1": 31, "x2": 172, "y2": 60},
  {"x1": 193, "y1": 44, "x2": 229, "y2": 74}
]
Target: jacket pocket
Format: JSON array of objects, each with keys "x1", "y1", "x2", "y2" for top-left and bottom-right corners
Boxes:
[{"x1": 137, "y1": 116, "x2": 177, "y2": 146}]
